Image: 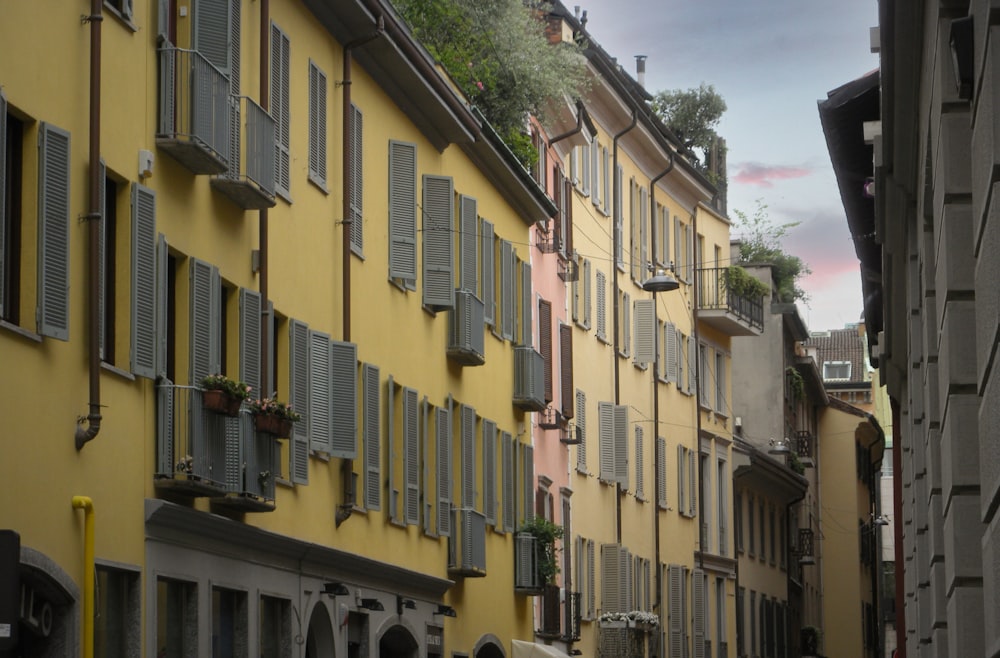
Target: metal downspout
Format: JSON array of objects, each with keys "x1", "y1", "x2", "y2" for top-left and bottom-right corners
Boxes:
[
  {"x1": 891, "y1": 400, "x2": 905, "y2": 658},
  {"x1": 549, "y1": 105, "x2": 585, "y2": 146},
  {"x1": 76, "y1": 0, "x2": 104, "y2": 451},
  {"x1": 612, "y1": 110, "x2": 637, "y2": 544},
  {"x1": 71, "y1": 496, "x2": 95, "y2": 658},
  {"x1": 692, "y1": 209, "x2": 705, "y2": 572},
  {"x1": 259, "y1": 0, "x2": 270, "y2": 396}
]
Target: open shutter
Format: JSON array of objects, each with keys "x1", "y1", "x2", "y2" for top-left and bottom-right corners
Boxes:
[
  {"x1": 583, "y1": 259, "x2": 592, "y2": 327},
  {"x1": 520, "y1": 261, "x2": 532, "y2": 347},
  {"x1": 155, "y1": 235, "x2": 169, "y2": 377},
  {"x1": 363, "y1": 363, "x2": 380, "y2": 510},
  {"x1": 614, "y1": 404, "x2": 629, "y2": 488},
  {"x1": 692, "y1": 570, "x2": 706, "y2": 658},
  {"x1": 350, "y1": 104, "x2": 363, "y2": 252},
  {"x1": 308, "y1": 62, "x2": 327, "y2": 187},
  {"x1": 622, "y1": 292, "x2": 631, "y2": 356},
  {"x1": 194, "y1": 0, "x2": 230, "y2": 74},
  {"x1": 596, "y1": 270, "x2": 606, "y2": 339},
  {"x1": 289, "y1": 319, "x2": 310, "y2": 483},
  {"x1": 270, "y1": 23, "x2": 290, "y2": 197},
  {"x1": 500, "y1": 240, "x2": 514, "y2": 339},
  {"x1": 539, "y1": 300, "x2": 552, "y2": 403},
  {"x1": 634, "y1": 298, "x2": 655, "y2": 365},
  {"x1": 598, "y1": 402, "x2": 614, "y2": 482},
  {"x1": 97, "y1": 159, "x2": 106, "y2": 360},
  {"x1": 308, "y1": 330, "x2": 332, "y2": 453},
  {"x1": 0, "y1": 91, "x2": 6, "y2": 318},
  {"x1": 677, "y1": 445, "x2": 686, "y2": 516},
  {"x1": 422, "y1": 175, "x2": 454, "y2": 309},
  {"x1": 188, "y1": 259, "x2": 220, "y2": 384},
  {"x1": 640, "y1": 187, "x2": 649, "y2": 278},
  {"x1": 575, "y1": 390, "x2": 586, "y2": 472},
  {"x1": 461, "y1": 404, "x2": 476, "y2": 508},
  {"x1": 387, "y1": 377, "x2": 397, "y2": 520},
  {"x1": 689, "y1": 450, "x2": 697, "y2": 517},
  {"x1": 501, "y1": 431, "x2": 514, "y2": 532},
  {"x1": 483, "y1": 419, "x2": 497, "y2": 524},
  {"x1": 37, "y1": 122, "x2": 71, "y2": 340},
  {"x1": 403, "y1": 386, "x2": 420, "y2": 525},
  {"x1": 522, "y1": 443, "x2": 534, "y2": 523},
  {"x1": 481, "y1": 219, "x2": 495, "y2": 325},
  {"x1": 688, "y1": 337, "x2": 697, "y2": 393},
  {"x1": 601, "y1": 544, "x2": 621, "y2": 613},
  {"x1": 436, "y1": 406, "x2": 452, "y2": 537},
  {"x1": 459, "y1": 195, "x2": 478, "y2": 292},
  {"x1": 238, "y1": 288, "x2": 262, "y2": 396},
  {"x1": 634, "y1": 426, "x2": 644, "y2": 499},
  {"x1": 614, "y1": 165, "x2": 623, "y2": 268},
  {"x1": 131, "y1": 183, "x2": 157, "y2": 378},
  {"x1": 665, "y1": 322, "x2": 678, "y2": 383},
  {"x1": 388, "y1": 140, "x2": 417, "y2": 282},
  {"x1": 657, "y1": 436, "x2": 668, "y2": 509},
  {"x1": 330, "y1": 340, "x2": 358, "y2": 459},
  {"x1": 668, "y1": 565, "x2": 684, "y2": 658},
  {"x1": 560, "y1": 323, "x2": 574, "y2": 418}
]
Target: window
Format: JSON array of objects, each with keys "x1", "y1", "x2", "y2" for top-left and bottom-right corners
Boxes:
[
  {"x1": 823, "y1": 360, "x2": 851, "y2": 380},
  {"x1": 539, "y1": 299, "x2": 553, "y2": 403},
  {"x1": 575, "y1": 389, "x2": 587, "y2": 474},
  {"x1": 633, "y1": 298, "x2": 655, "y2": 366},
  {"x1": 483, "y1": 418, "x2": 497, "y2": 525},
  {"x1": 0, "y1": 96, "x2": 24, "y2": 327},
  {"x1": 308, "y1": 61, "x2": 328, "y2": 190},
  {"x1": 656, "y1": 436, "x2": 668, "y2": 509},
  {"x1": 270, "y1": 22, "x2": 291, "y2": 200},
  {"x1": 212, "y1": 587, "x2": 247, "y2": 658},
  {"x1": 769, "y1": 505, "x2": 776, "y2": 565},
  {"x1": 600, "y1": 543, "x2": 631, "y2": 613},
  {"x1": 749, "y1": 590, "x2": 757, "y2": 658},
  {"x1": 460, "y1": 404, "x2": 477, "y2": 510},
  {"x1": 501, "y1": 430, "x2": 515, "y2": 532},
  {"x1": 715, "y1": 577, "x2": 726, "y2": 658},
  {"x1": 735, "y1": 491, "x2": 744, "y2": 553},
  {"x1": 598, "y1": 402, "x2": 628, "y2": 487},
  {"x1": 520, "y1": 440, "x2": 535, "y2": 524},
  {"x1": 98, "y1": 167, "x2": 117, "y2": 363},
  {"x1": 575, "y1": 536, "x2": 596, "y2": 619},
  {"x1": 95, "y1": 565, "x2": 139, "y2": 657},
  {"x1": 717, "y1": 459, "x2": 728, "y2": 556},
  {"x1": 388, "y1": 141, "x2": 417, "y2": 287},
  {"x1": 668, "y1": 564, "x2": 688, "y2": 658},
  {"x1": 518, "y1": 258, "x2": 532, "y2": 347},
  {"x1": 715, "y1": 351, "x2": 726, "y2": 414},
  {"x1": 348, "y1": 104, "x2": 363, "y2": 254},
  {"x1": 748, "y1": 495, "x2": 755, "y2": 556},
  {"x1": 259, "y1": 596, "x2": 290, "y2": 658},
  {"x1": 759, "y1": 499, "x2": 766, "y2": 562},
  {"x1": 422, "y1": 175, "x2": 455, "y2": 310},
  {"x1": 104, "y1": 0, "x2": 134, "y2": 23},
  {"x1": 156, "y1": 578, "x2": 197, "y2": 658}
]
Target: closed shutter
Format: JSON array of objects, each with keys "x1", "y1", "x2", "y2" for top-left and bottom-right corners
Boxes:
[
  {"x1": 564, "y1": 176, "x2": 574, "y2": 257},
  {"x1": 674, "y1": 219, "x2": 682, "y2": 282},
  {"x1": 614, "y1": 404, "x2": 628, "y2": 488},
  {"x1": 614, "y1": 165, "x2": 623, "y2": 268},
  {"x1": 598, "y1": 402, "x2": 614, "y2": 482},
  {"x1": 692, "y1": 570, "x2": 706, "y2": 658},
  {"x1": 501, "y1": 430, "x2": 514, "y2": 532},
  {"x1": 155, "y1": 235, "x2": 169, "y2": 377},
  {"x1": 194, "y1": 0, "x2": 230, "y2": 74},
  {"x1": 483, "y1": 419, "x2": 497, "y2": 524},
  {"x1": 689, "y1": 450, "x2": 697, "y2": 517},
  {"x1": 37, "y1": 123, "x2": 71, "y2": 340},
  {"x1": 677, "y1": 445, "x2": 686, "y2": 515},
  {"x1": 131, "y1": 183, "x2": 157, "y2": 378},
  {"x1": 387, "y1": 376, "x2": 397, "y2": 521},
  {"x1": 499, "y1": 240, "x2": 514, "y2": 339},
  {"x1": 350, "y1": 105, "x2": 363, "y2": 253},
  {"x1": 622, "y1": 292, "x2": 631, "y2": 357},
  {"x1": 422, "y1": 175, "x2": 454, "y2": 309},
  {"x1": 522, "y1": 443, "x2": 534, "y2": 523},
  {"x1": 238, "y1": 287, "x2": 261, "y2": 396},
  {"x1": 308, "y1": 330, "x2": 332, "y2": 453},
  {"x1": 640, "y1": 187, "x2": 649, "y2": 279},
  {"x1": 289, "y1": 319, "x2": 310, "y2": 484},
  {"x1": 630, "y1": 179, "x2": 638, "y2": 280},
  {"x1": 596, "y1": 270, "x2": 606, "y2": 340},
  {"x1": 688, "y1": 336, "x2": 697, "y2": 393},
  {"x1": 552, "y1": 169, "x2": 564, "y2": 254},
  {"x1": 539, "y1": 300, "x2": 552, "y2": 403},
  {"x1": 583, "y1": 259, "x2": 592, "y2": 328},
  {"x1": 560, "y1": 323, "x2": 574, "y2": 418},
  {"x1": 330, "y1": 340, "x2": 358, "y2": 459},
  {"x1": 0, "y1": 91, "x2": 6, "y2": 318},
  {"x1": 388, "y1": 140, "x2": 417, "y2": 283},
  {"x1": 436, "y1": 406, "x2": 452, "y2": 537},
  {"x1": 634, "y1": 426, "x2": 644, "y2": 499},
  {"x1": 634, "y1": 298, "x2": 655, "y2": 365},
  {"x1": 657, "y1": 436, "x2": 668, "y2": 509},
  {"x1": 520, "y1": 260, "x2": 532, "y2": 347},
  {"x1": 188, "y1": 258, "x2": 220, "y2": 384},
  {"x1": 659, "y1": 205, "x2": 670, "y2": 266},
  {"x1": 481, "y1": 219, "x2": 495, "y2": 325},
  {"x1": 665, "y1": 322, "x2": 678, "y2": 383},
  {"x1": 668, "y1": 565, "x2": 684, "y2": 658},
  {"x1": 575, "y1": 389, "x2": 586, "y2": 472},
  {"x1": 308, "y1": 62, "x2": 327, "y2": 187},
  {"x1": 461, "y1": 404, "x2": 476, "y2": 508},
  {"x1": 601, "y1": 543, "x2": 621, "y2": 613},
  {"x1": 270, "y1": 23, "x2": 290, "y2": 198},
  {"x1": 587, "y1": 539, "x2": 596, "y2": 616},
  {"x1": 459, "y1": 195, "x2": 477, "y2": 293},
  {"x1": 363, "y1": 363, "x2": 380, "y2": 510},
  {"x1": 403, "y1": 386, "x2": 419, "y2": 524}
]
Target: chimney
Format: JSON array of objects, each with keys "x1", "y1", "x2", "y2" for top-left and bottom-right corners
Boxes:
[{"x1": 635, "y1": 55, "x2": 647, "y2": 88}]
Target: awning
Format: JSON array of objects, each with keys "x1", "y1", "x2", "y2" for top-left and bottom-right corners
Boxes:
[{"x1": 511, "y1": 639, "x2": 573, "y2": 658}]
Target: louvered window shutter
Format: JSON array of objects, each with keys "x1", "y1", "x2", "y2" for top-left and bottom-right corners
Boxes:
[
  {"x1": 583, "y1": 259, "x2": 592, "y2": 328},
  {"x1": 590, "y1": 140, "x2": 599, "y2": 205},
  {"x1": 499, "y1": 240, "x2": 514, "y2": 339},
  {"x1": 575, "y1": 536, "x2": 585, "y2": 614},
  {"x1": 614, "y1": 404, "x2": 628, "y2": 488},
  {"x1": 188, "y1": 259, "x2": 220, "y2": 384},
  {"x1": 677, "y1": 445, "x2": 686, "y2": 515},
  {"x1": 0, "y1": 91, "x2": 6, "y2": 319},
  {"x1": 422, "y1": 175, "x2": 455, "y2": 309},
  {"x1": 601, "y1": 544, "x2": 621, "y2": 613},
  {"x1": 622, "y1": 292, "x2": 631, "y2": 356},
  {"x1": 640, "y1": 187, "x2": 649, "y2": 277},
  {"x1": 629, "y1": 179, "x2": 639, "y2": 281},
  {"x1": 288, "y1": 319, "x2": 310, "y2": 483},
  {"x1": 539, "y1": 300, "x2": 552, "y2": 403},
  {"x1": 155, "y1": 235, "x2": 169, "y2": 378},
  {"x1": 522, "y1": 444, "x2": 534, "y2": 523},
  {"x1": 350, "y1": 104, "x2": 364, "y2": 253},
  {"x1": 308, "y1": 62, "x2": 328, "y2": 188},
  {"x1": 422, "y1": 397, "x2": 433, "y2": 534},
  {"x1": 692, "y1": 570, "x2": 706, "y2": 658},
  {"x1": 131, "y1": 183, "x2": 158, "y2": 378},
  {"x1": 238, "y1": 288, "x2": 261, "y2": 396},
  {"x1": 194, "y1": 0, "x2": 230, "y2": 74},
  {"x1": 621, "y1": 547, "x2": 632, "y2": 612},
  {"x1": 657, "y1": 436, "x2": 668, "y2": 509},
  {"x1": 483, "y1": 419, "x2": 497, "y2": 524},
  {"x1": 386, "y1": 377, "x2": 397, "y2": 520},
  {"x1": 330, "y1": 340, "x2": 358, "y2": 459},
  {"x1": 270, "y1": 23, "x2": 290, "y2": 198},
  {"x1": 571, "y1": 269, "x2": 580, "y2": 323},
  {"x1": 388, "y1": 140, "x2": 417, "y2": 283},
  {"x1": 598, "y1": 402, "x2": 614, "y2": 482},
  {"x1": 674, "y1": 219, "x2": 682, "y2": 281},
  {"x1": 403, "y1": 386, "x2": 420, "y2": 524},
  {"x1": 665, "y1": 322, "x2": 678, "y2": 383},
  {"x1": 587, "y1": 540, "x2": 596, "y2": 616},
  {"x1": 614, "y1": 165, "x2": 623, "y2": 268},
  {"x1": 363, "y1": 363, "x2": 381, "y2": 510},
  {"x1": 563, "y1": 176, "x2": 574, "y2": 258},
  {"x1": 560, "y1": 323, "x2": 574, "y2": 418},
  {"x1": 553, "y1": 169, "x2": 564, "y2": 254},
  {"x1": 659, "y1": 206, "x2": 670, "y2": 266},
  {"x1": 501, "y1": 431, "x2": 514, "y2": 532},
  {"x1": 575, "y1": 389, "x2": 587, "y2": 473},
  {"x1": 520, "y1": 260, "x2": 532, "y2": 347},
  {"x1": 481, "y1": 219, "x2": 495, "y2": 325},
  {"x1": 97, "y1": 160, "x2": 107, "y2": 360},
  {"x1": 634, "y1": 298, "x2": 655, "y2": 365},
  {"x1": 596, "y1": 270, "x2": 606, "y2": 340},
  {"x1": 634, "y1": 426, "x2": 644, "y2": 499},
  {"x1": 459, "y1": 195, "x2": 478, "y2": 293},
  {"x1": 688, "y1": 337, "x2": 697, "y2": 393},
  {"x1": 307, "y1": 330, "x2": 332, "y2": 453},
  {"x1": 689, "y1": 450, "x2": 697, "y2": 517},
  {"x1": 37, "y1": 123, "x2": 71, "y2": 340},
  {"x1": 668, "y1": 565, "x2": 684, "y2": 657},
  {"x1": 436, "y1": 406, "x2": 452, "y2": 536},
  {"x1": 461, "y1": 404, "x2": 476, "y2": 508}
]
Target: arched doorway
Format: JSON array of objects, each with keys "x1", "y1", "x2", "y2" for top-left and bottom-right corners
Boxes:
[
  {"x1": 378, "y1": 624, "x2": 418, "y2": 658},
  {"x1": 475, "y1": 640, "x2": 505, "y2": 658},
  {"x1": 13, "y1": 550, "x2": 78, "y2": 658},
  {"x1": 305, "y1": 602, "x2": 335, "y2": 658}
]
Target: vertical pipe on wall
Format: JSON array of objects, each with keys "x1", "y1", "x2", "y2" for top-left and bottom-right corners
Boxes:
[
  {"x1": 71, "y1": 496, "x2": 95, "y2": 658},
  {"x1": 259, "y1": 0, "x2": 270, "y2": 396}
]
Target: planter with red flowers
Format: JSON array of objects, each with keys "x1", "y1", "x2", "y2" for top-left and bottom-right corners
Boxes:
[
  {"x1": 200, "y1": 374, "x2": 252, "y2": 417},
  {"x1": 248, "y1": 397, "x2": 301, "y2": 438}
]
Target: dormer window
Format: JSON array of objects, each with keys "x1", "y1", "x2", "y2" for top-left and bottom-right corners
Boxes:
[{"x1": 823, "y1": 360, "x2": 851, "y2": 380}]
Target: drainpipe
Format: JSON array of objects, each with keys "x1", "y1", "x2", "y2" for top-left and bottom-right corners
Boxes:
[
  {"x1": 891, "y1": 400, "x2": 904, "y2": 658},
  {"x1": 337, "y1": 19, "x2": 384, "y2": 528},
  {"x1": 611, "y1": 110, "x2": 637, "y2": 544},
  {"x1": 691, "y1": 209, "x2": 705, "y2": 571},
  {"x1": 71, "y1": 496, "x2": 95, "y2": 658},
  {"x1": 75, "y1": 0, "x2": 104, "y2": 451},
  {"x1": 648, "y1": 151, "x2": 674, "y2": 625},
  {"x1": 259, "y1": 0, "x2": 270, "y2": 396},
  {"x1": 549, "y1": 103, "x2": 586, "y2": 146}
]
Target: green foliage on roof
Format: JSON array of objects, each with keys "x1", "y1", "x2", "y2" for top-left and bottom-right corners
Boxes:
[{"x1": 734, "y1": 200, "x2": 811, "y2": 304}]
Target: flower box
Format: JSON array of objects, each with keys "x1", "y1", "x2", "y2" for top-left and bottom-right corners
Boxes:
[
  {"x1": 254, "y1": 414, "x2": 293, "y2": 438},
  {"x1": 202, "y1": 389, "x2": 242, "y2": 417}
]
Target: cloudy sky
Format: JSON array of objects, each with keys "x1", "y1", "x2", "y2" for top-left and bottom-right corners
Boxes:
[{"x1": 575, "y1": 0, "x2": 879, "y2": 332}]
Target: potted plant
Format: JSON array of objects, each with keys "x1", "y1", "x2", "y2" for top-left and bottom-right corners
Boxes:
[
  {"x1": 200, "y1": 374, "x2": 251, "y2": 417},
  {"x1": 248, "y1": 397, "x2": 301, "y2": 438},
  {"x1": 517, "y1": 517, "x2": 564, "y2": 586},
  {"x1": 801, "y1": 625, "x2": 822, "y2": 656}
]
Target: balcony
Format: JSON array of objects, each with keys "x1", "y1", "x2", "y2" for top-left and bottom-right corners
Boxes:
[
  {"x1": 155, "y1": 381, "x2": 277, "y2": 511},
  {"x1": 795, "y1": 430, "x2": 815, "y2": 467},
  {"x1": 598, "y1": 623, "x2": 649, "y2": 658},
  {"x1": 157, "y1": 44, "x2": 230, "y2": 174},
  {"x1": 447, "y1": 507, "x2": 487, "y2": 576},
  {"x1": 447, "y1": 290, "x2": 486, "y2": 366},
  {"x1": 696, "y1": 267, "x2": 765, "y2": 336},
  {"x1": 537, "y1": 586, "x2": 582, "y2": 641},
  {"x1": 514, "y1": 532, "x2": 544, "y2": 594},
  {"x1": 210, "y1": 96, "x2": 277, "y2": 209},
  {"x1": 513, "y1": 346, "x2": 545, "y2": 411},
  {"x1": 796, "y1": 528, "x2": 815, "y2": 565}
]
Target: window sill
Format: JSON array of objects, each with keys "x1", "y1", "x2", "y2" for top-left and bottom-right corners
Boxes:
[
  {"x1": 103, "y1": 3, "x2": 139, "y2": 32},
  {"x1": 308, "y1": 173, "x2": 329, "y2": 195},
  {"x1": 0, "y1": 320, "x2": 42, "y2": 343},
  {"x1": 101, "y1": 361, "x2": 136, "y2": 382}
]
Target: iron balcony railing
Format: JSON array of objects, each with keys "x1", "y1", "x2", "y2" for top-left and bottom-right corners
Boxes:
[
  {"x1": 795, "y1": 430, "x2": 815, "y2": 464},
  {"x1": 211, "y1": 95, "x2": 277, "y2": 209},
  {"x1": 696, "y1": 267, "x2": 765, "y2": 331},
  {"x1": 157, "y1": 44, "x2": 230, "y2": 174},
  {"x1": 514, "y1": 532, "x2": 544, "y2": 594}
]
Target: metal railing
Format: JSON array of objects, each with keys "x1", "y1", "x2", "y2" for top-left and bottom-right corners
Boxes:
[
  {"x1": 214, "y1": 95, "x2": 276, "y2": 203},
  {"x1": 696, "y1": 267, "x2": 764, "y2": 331},
  {"x1": 795, "y1": 430, "x2": 815, "y2": 461}
]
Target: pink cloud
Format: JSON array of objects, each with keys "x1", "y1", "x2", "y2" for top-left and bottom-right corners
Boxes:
[{"x1": 731, "y1": 162, "x2": 813, "y2": 188}]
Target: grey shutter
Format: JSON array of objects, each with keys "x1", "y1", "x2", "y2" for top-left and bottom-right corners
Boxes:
[
  {"x1": 387, "y1": 377, "x2": 397, "y2": 520},
  {"x1": 677, "y1": 445, "x2": 686, "y2": 515},
  {"x1": 422, "y1": 397, "x2": 432, "y2": 533},
  {"x1": 674, "y1": 218, "x2": 682, "y2": 281},
  {"x1": 669, "y1": 565, "x2": 684, "y2": 657},
  {"x1": 0, "y1": 91, "x2": 6, "y2": 318},
  {"x1": 459, "y1": 195, "x2": 477, "y2": 292},
  {"x1": 388, "y1": 141, "x2": 417, "y2": 282},
  {"x1": 583, "y1": 259, "x2": 592, "y2": 328},
  {"x1": 131, "y1": 183, "x2": 157, "y2": 378},
  {"x1": 97, "y1": 159, "x2": 106, "y2": 360},
  {"x1": 596, "y1": 270, "x2": 606, "y2": 340},
  {"x1": 522, "y1": 443, "x2": 534, "y2": 523},
  {"x1": 461, "y1": 404, "x2": 476, "y2": 508},
  {"x1": 692, "y1": 570, "x2": 706, "y2": 658},
  {"x1": 634, "y1": 298, "x2": 655, "y2": 365},
  {"x1": 630, "y1": 179, "x2": 638, "y2": 280},
  {"x1": 308, "y1": 62, "x2": 327, "y2": 187},
  {"x1": 665, "y1": 322, "x2": 678, "y2": 383},
  {"x1": 194, "y1": 0, "x2": 230, "y2": 74},
  {"x1": 622, "y1": 292, "x2": 631, "y2": 356},
  {"x1": 403, "y1": 386, "x2": 420, "y2": 525},
  {"x1": 155, "y1": 235, "x2": 169, "y2": 377},
  {"x1": 422, "y1": 175, "x2": 454, "y2": 309},
  {"x1": 598, "y1": 401, "x2": 614, "y2": 482},
  {"x1": 350, "y1": 104, "x2": 363, "y2": 252},
  {"x1": 640, "y1": 187, "x2": 649, "y2": 278},
  {"x1": 688, "y1": 336, "x2": 697, "y2": 393},
  {"x1": 501, "y1": 431, "x2": 514, "y2": 532},
  {"x1": 270, "y1": 23, "x2": 290, "y2": 198},
  {"x1": 238, "y1": 288, "x2": 262, "y2": 396},
  {"x1": 587, "y1": 540, "x2": 596, "y2": 616},
  {"x1": 229, "y1": 0, "x2": 240, "y2": 92},
  {"x1": 614, "y1": 165, "x2": 623, "y2": 268},
  {"x1": 614, "y1": 404, "x2": 628, "y2": 488},
  {"x1": 289, "y1": 319, "x2": 310, "y2": 484},
  {"x1": 308, "y1": 330, "x2": 332, "y2": 453},
  {"x1": 363, "y1": 363, "x2": 380, "y2": 510},
  {"x1": 575, "y1": 390, "x2": 587, "y2": 473},
  {"x1": 635, "y1": 426, "x2": 644, "y2": 499},
  {"x1": 483, "y1": 419, "x2": 497, "y2": 524},
  {"x1": 657, "y1": 436, "x2": 668, "y2": 509},
  {"x1": 481, "y1": 219, "x2": 495, "y2": 325},
  {"x1": 499, "y1": 240, "x2": 514, "y2": 339},
  {"x1": 188, "y1": 258, "x2": 220, "y2": 384},
  {"x1": 37, "y1": 122, "x2": 71, "y2": 340},
  {"x1": 539, "y1": 300, "x2": 552, "y2": 403},
  {"x1": 330, "y1": 340, "x2": 358, "y2": 459},
  {"x1": 436, "y1": 406, "x2": 452, "y2": 536},
  {"x1": 560, "y1": 324, "x2": 574, "y2": 418},
  {"x1": 601, "y1": 544, "x2": 621, "y2": 613},
  {"x1": 520, "y1": 260, "x2": 532, "y2": 347},
  {"x1": 689, "y1": 449, "x2": 697, "y2": 517}
]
